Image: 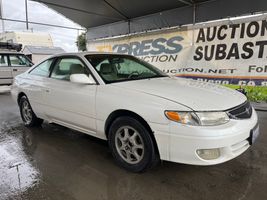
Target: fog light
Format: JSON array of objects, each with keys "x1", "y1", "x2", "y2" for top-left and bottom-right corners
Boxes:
[{"x1": 196, "y1": 148, "x2": 221, "y2": 160}]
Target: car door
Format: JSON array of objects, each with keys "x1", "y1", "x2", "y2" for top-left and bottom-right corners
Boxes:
[
  {"x1": 44, "y1": 56, "x2": 97, "y2": 135},
  {"x1": 26, "y1": 58, "x2": 55, "y2": 119},
  {"x1": 0, "y1": 54, "x2": 12, "y2": 85},
  {"x1": 9, "y1": 54, "x2": 32, "y2": 78}
]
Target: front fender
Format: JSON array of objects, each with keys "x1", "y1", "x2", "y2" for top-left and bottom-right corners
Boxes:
[{"x1": 95, "y1": 85, "x2": 190, "y2": 139}]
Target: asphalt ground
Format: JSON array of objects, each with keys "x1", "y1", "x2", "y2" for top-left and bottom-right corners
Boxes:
[{"x1": 0, "y1": 93, "x2": 266, "y2": 200}]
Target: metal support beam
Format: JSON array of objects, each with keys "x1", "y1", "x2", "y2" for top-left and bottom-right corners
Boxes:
[
  {"x1": 0, "y1": 17, "x2": 85, "y2": 31},
  {"x1": 177, "y1": 0, "x2": 193, "y2": 6},
  {"x1": 193, "y1": 3, "x2": 196, "y2": 24},
  {"x1": 0, "y1": 0, "x2": 5, "y2": 32},
  {"x1": 34, "y1": 0, "x2": 124, "y2": 20},
  {"x1": 128, "y1": 20, "x2": 130, "y2": 34},
  {"x1": 103, "y1": 0, "x2": 129, "y2": 20},
  {"x1": 25, "y1": 0, "x2": 29, "y2": 30},
  {"x1": 192, "y1": 3, "x2": 196, "y2": 45}
]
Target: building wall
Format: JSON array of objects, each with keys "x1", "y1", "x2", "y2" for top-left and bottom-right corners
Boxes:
[
  {"x1": 31, "y1": 54, "x2": 51, "y2": 64},
  {"x1": 0, "y1": 32, "x2": 53, "y2": 48}
]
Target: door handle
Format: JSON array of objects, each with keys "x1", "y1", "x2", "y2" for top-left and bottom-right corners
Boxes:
[{"x1": 13, "y1": 69, "x2": 18, "y2": 71}]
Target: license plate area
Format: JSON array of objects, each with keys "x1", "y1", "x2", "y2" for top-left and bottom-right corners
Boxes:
[{"x1": 248, "y1": 124, "x2": 260, "y2": 145}]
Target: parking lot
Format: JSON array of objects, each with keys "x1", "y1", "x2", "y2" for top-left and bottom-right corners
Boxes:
[{"x1": 0, "y1": 92, "x2": 267, "y2": 200}]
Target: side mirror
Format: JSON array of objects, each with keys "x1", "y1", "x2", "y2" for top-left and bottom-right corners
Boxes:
[{"x1": 70, "y1": 74, "x2": 96, "y2": 84}]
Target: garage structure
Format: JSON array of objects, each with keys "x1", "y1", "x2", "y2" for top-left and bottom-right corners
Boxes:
[
  {"x1": 22, "y1": 45, "x2": 65, "y2": 63},
  {"x1": 33, "y1": 0, "x2": 267, "y2": 39}
]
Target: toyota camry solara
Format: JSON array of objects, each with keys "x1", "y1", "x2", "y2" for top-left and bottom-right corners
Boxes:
[{"x1": 11, "y1": 52, "x2": 259, "y2": 172}]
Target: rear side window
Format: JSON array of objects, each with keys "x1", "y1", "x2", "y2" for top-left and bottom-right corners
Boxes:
[
  {"x1": 9, "y1": 55, "x2": 32, "y2": 67},
  {"x1": 30, "y1": 59, "x2": 53, "y2": 77},
  {"x1": 0, "y1": 55, "x2": 8, "y2": 67}
]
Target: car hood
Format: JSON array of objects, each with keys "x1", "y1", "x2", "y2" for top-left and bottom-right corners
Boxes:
[{"x1": 113, "y1": 77, "x2": 247, "y2": 111}]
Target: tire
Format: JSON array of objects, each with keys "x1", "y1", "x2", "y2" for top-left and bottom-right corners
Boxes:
[
  {"x1": 19, "y1": 96, "x2": 43, "y2": 127},
  {"x1": 108, "y1": 116, "x2": 159, "y2": 172}
]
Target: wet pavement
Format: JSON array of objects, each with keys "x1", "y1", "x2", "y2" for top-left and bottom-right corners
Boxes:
[{"x1": 0, "y1": 93, "x2": 267, "y2": 200}]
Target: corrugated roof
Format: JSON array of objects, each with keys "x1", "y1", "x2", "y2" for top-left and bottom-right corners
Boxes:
[
  {"x1": 23, "y1": 45, "x2": 65, "y2": 55},
  {"x1": 33, "y1": 0, "x2": 209, "y2": 28},
  {"x1": 33, "y1": 0, "x2": 267, "y2": 39}
]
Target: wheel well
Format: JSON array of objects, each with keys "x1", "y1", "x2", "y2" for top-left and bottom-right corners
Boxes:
[
  {"x1": 105, "y1": 109, "x2": 160, "y2": 156},
  {"x1": 17, "y1": 92, "x2": 26, "y2": 104}
]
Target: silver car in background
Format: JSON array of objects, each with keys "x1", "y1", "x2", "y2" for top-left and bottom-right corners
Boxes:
[{"x1": 0, "y1": 51, "x2": 33, "y2": 85}]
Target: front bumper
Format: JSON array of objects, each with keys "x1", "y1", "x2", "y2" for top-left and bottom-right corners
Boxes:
[{"x1": 150, "y1": 108, "x2": 259, "y2": 165}]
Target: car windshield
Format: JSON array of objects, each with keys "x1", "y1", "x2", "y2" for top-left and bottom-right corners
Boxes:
[{"x1": 85, "y1": 54, "x2": 168, "y2": 84}]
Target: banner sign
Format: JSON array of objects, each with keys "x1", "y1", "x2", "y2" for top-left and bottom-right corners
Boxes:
[{"x1": 87, "y1": 18, "x2": 267, "y2": 86}]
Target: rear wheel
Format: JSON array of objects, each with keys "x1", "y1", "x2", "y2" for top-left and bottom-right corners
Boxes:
[
  {"x1": 108, "y1": 116, "x2": 158, "y2": 172},
  {"x1": 19, "y1": 96, "x2": 43, "y2": 127}
]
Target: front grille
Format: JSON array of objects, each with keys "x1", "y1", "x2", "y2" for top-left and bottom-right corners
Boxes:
[{"x1": 227, "y1": 101, "x2": 252, "y2": 119}]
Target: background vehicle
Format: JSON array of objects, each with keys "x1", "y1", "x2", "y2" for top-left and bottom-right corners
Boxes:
[{"x1": 0, "y1": 42, "x2": 33, "y2": 85}]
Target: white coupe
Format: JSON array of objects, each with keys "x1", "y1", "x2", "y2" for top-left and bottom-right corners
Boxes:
[{"x1": 11, "y1": 52, "x2": 259, "y2": 172}]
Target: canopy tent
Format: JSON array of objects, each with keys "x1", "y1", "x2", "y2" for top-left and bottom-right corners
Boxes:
[{"x1": 33, "y1": 0, "x2": 267, "y2": 39}]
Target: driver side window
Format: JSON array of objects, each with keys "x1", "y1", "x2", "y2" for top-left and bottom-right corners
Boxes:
[{"x1": 51, "y1": 58, "x2": 89, "y2": 81}]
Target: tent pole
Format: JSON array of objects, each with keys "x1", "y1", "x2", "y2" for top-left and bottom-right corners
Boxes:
[
  {"x1": 192, "y1": 3, "x2": 196, "y2": 45},
  {"x1": 25, "y1": 0, "x2": 29, "y2": 30},
  {"x1": 128, "y1": 20, "x2": 131, "y2": 34},
  {"x1": 0, "y1": 0, "x2": 4, "y2": 32}
]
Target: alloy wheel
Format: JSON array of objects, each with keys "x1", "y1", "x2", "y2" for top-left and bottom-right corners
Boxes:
[
  {"x1": 22, "y1": 100, "x2": 32, "y2": 124},
  {"x1": 115, "y1": 126, "x2": 145, "y2": 164}
]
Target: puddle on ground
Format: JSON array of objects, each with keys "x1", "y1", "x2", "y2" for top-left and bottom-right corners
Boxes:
[
  {"x1": 0, "y1": 121, "x2": 40, "y2": 199},
  {"x1": 1, "y1": 94, "x2": 267, "y2": 200}
]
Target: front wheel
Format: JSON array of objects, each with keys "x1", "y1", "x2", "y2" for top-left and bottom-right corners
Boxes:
[
  {"x1": 19, "y1": 96, "x2": 43, "y2": 127},
  {"x1": 108, "y1": 116, "x2": 158, "y2": 172}
]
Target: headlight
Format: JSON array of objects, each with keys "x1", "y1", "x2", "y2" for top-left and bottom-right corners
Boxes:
[
  {"x1": 165, "y1": 111, "x2": 229, "y2": 126},
  {"x1": 195, "y1": 112, "x2": 229, "y2": 126}
]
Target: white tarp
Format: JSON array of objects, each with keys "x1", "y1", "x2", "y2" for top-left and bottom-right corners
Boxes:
[{"x1": 88, "y1": 16, "x2": 267, "y2": 86}]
